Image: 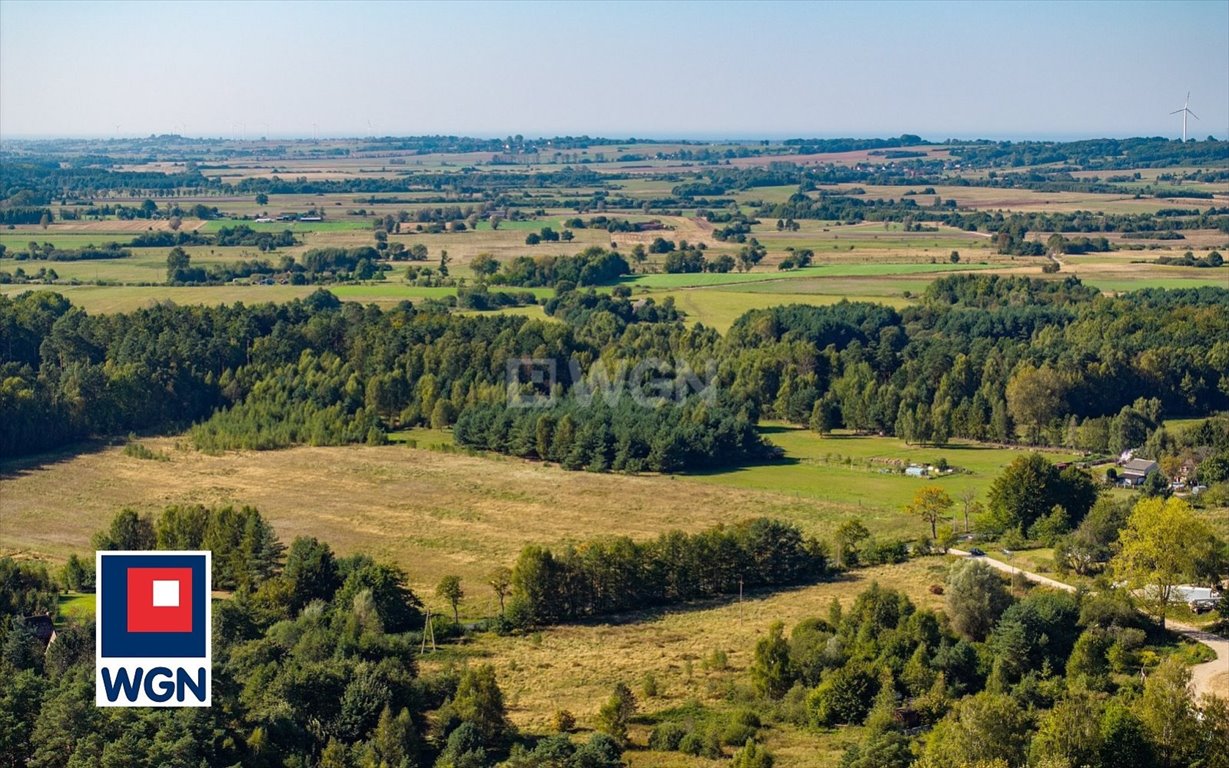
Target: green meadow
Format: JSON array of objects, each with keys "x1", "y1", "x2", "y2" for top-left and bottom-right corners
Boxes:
[
  {"x1": 683, "y1": 423, "x2": 1082, "y2": 535},
  {"x1": 624, "y1": 262, "x2": 999, "y2": 290},
  {"x1": 1, "y1": 233, "x2": 135, "y2": 249},
  {"x1": 56, "y1": 592, "x2": 95, "y2": 627},
  {"x1": 199, "y1": 219, "x2": 371, "y2": 233},
  {"x1": 1084, "y1": 276, "x2": 1229, "y2": 292}
]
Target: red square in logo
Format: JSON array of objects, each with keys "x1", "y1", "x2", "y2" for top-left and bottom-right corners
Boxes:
[{"x1": 126, "y1": 567, "x2": 193, "y2": 633}]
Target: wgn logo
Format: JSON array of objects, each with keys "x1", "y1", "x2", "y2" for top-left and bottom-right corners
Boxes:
[{"x1": 95, "y1": 551, "x2": 211, "y2": 707}]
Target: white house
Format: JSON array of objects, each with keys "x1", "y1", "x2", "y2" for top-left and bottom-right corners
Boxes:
[{"x1": 1120, "y1": 458, "x2": 1158, "y2": 486}]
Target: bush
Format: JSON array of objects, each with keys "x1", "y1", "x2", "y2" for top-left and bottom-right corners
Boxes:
[
  {"x1": 946, "y1": 559, "x2": 1013, "y2": 641},
  {"x1": 552, "y1": 709, "x2": 576, "y2": 733},
  {"x1": 731, "y1": 739, "x2": 774, "y2": 768},
  {"x1": 678, "y1": 729, "x2": 722, "y2": 758},
  {"x1": 807, "y1": 663, "x2": 877, "y2": 726},
  {"x1": 647, "y1": 721, "x2": 686, "y2": 751},
  {"x1": 705, "y1": 648, "x2": 730, "y2": 671},
  {"x1": 641, "y1": 671, "x2": 660, "y2": 698},
  {"x1": 718, "y1": 709, "x2": 762, "y2": 746},
  {"x1": 123, "y1": 441, "x2": 169, "y2": 461}
]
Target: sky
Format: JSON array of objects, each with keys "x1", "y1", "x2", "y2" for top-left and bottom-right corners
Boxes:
[{"x1": 1, "y1": 0, "x2": 1226, "y2": 141}]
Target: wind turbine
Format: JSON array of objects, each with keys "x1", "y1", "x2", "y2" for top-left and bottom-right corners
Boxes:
[{"x1": 1171, "y1": 92, "x2": 1199, "y2": 142}]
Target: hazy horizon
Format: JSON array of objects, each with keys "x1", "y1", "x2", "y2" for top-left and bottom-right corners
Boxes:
[
  {"x1": 2, "y1": 0, "x2": 1227, "y2": 142},
  {"x1": 0, "y1": 131, "x2": 1220, "y2": 144}
]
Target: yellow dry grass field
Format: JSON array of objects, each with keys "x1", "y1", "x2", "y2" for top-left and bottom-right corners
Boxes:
[
  {"x1": 17, "y1": 219, "x2": 207, "y2": 234},
  {"x1": 420, "y1": 558, "x2": 949, "y2": 766},
  {"x1": 992, "y1": 253, "x2": 1229, "y2": 290},
  {"x1": 727, "y1": 147, "x2": 953, "y2": 168},
  {"x1": 820, "y1": 184, "x2": 1229, "y2": 214},
  {"x1": 0, "y1": 438, "x2": 861, "y2": 608},
  {"x1": 0, "y1": 284, "x2": 319, "y2": 313}
]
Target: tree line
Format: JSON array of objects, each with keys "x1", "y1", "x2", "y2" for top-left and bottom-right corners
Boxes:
[
  {"x1": 506, "y1": 518, "x2": 827, "y2": 625},
  {"x1": 167, "y1": 245, "x2": 388, "y2": 286},
  {"x1": 486, "y1": 246, "x2": 631, "y2": 288},
  {"x1": 4, "y1": 242, "x2": 131, "y2": 262},
  {"x1": 453, "y1": 393, "x2": 776, "y2": 473}
]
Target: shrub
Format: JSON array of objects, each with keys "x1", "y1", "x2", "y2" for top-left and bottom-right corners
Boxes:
[
  {"x1": 705, "y1": 648, "x2": 730, "y2": 671},
  {"x1": 637, "y1": 671, "x2": 659, "y2": 699},
  {"x1": 945, "y1": 559, "x2": 1013, "y2": 641},
  {"x1": 678, "y1": 729, "x2": 722, "y2": 759},
  {"x1": 718, "y1": 709, "x2": 761, "y2": 746},
  {"x1": 647, "y1": 721, "x2": 686, "y2": 751},
  {"x1": 807, "y1": 663, "x2": 878, "y2": 726},
  {"x1": 552, "y1": 709, "x2": 575, "y2": 733},
  {"x1": 731, "y1": 739, "x2": 774, "y2": 768}
]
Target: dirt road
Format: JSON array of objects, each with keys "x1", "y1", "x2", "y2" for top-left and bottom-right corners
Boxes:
[{"x1": 948, "y1": 548, "x2": 1228, "y2": 699}]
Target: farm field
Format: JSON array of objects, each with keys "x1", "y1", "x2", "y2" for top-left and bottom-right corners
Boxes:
[
  {"x1": 0, "y1": 282, "x2": 318, "y2": 312},
  {"x1": 1082, "y1": 275, "x2": 1229, "y2": 291},
  {"x1": 0, "y1": 424, "x2": 1090, "y2": 611},
  {"x1": 419, "y1": 557, "x2": 950, "y2": 763},
  {"x1": 0, "y1": 435, "x2": 860, "y2": 608},
  {"x1": 623, "y1": 261, "x2": 999, "y2": 291},
  {"x1": 0, "y1": 232, "x2": 142, "y2": 249},
  {"x1": 818, "y1": 184, "x2": 1229, "y2": 214},
  {"x1": 644, "y1": 289, "x2": 913, "y2": 331},
  {"x1": 0, "y1": 244, "x2": 283, "y2": 283},
  {"x1": 3, "y1": 258, "x2": 1222, "y2": 322},
  {"x1": 687, "y1": 424, "x2": 1082, "y2": 525},
  {"x1": 198, "y1": 219, "x2": 371, "y2": 233},
  {"x1": 5, "y1": 192, "x2": 1225, "y2": 324}
]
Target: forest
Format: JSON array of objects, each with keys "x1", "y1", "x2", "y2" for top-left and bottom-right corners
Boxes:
[
  {"x1": 3, "y1": 276, "x2": 1228, "y2": 472},
  {"x1": 696, "y1": 556, "x2": 1229, "y2": 768},
  {"x1": 0, "y1": 506, "x2": 629, "y2": 768},
  {"x1": 453, "y1": 394, "x2": 777, "y2": 474}
]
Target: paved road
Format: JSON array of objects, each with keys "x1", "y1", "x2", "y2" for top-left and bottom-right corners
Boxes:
[{"x1": 948, "y1": 548, "x2": 1228, "y2": 700}]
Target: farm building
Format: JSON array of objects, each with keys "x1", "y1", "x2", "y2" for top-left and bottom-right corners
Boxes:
[{"x1": 1120, "y1": 458, "x2": 1158, "y2": 486}]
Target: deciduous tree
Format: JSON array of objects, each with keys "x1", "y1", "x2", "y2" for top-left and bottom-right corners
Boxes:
[
  {"x1": 437, "y1": 574, "x2": 464, "y2": 624},
  {"x1": 1112, "y1": 497, "x2": 1220, "y2": 628},
  {"x1": 908, "y1": 485, "x2": 953, "y2": 540}
]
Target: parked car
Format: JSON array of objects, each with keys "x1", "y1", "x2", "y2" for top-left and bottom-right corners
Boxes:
[
  {"x1": 1190, "y1": 598, "x2": 1218, "y2": 614},
  {"x1": 968, "y1": 548, "x2": 986, "y2": 557}
]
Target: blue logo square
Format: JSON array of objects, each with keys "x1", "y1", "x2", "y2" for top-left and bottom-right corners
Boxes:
[{"x1": 99, "y1": 553, "x2": 209, "y2": 658}]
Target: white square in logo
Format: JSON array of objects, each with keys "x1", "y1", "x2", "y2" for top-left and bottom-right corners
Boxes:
[{"x1": 152, "y1": 580, "x2": 180, "y2": 608}]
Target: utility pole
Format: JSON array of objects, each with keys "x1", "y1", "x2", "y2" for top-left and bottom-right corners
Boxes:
[
  {"x1": 420, "y1": 608, "x2": 437, "y2": 653},
  {"x1": 738, "y1": 578, "x2": 744, "y2": 624}
]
